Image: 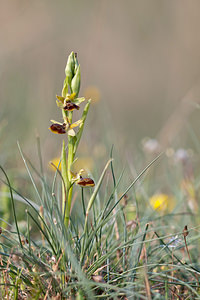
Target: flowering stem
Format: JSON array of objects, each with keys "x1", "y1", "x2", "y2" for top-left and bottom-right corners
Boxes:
[
  {"x1": 65, "y1": 135, "x2": 74, "y2": 227},
  {"x1": 61, "y1": 140, "x2": 68, "y2": 221},
  {"x1": 61, "y1": 109, "x2": 75, "y2": 227},
  {"x1": 50, "y1": 51, "x2": 94, "y2": 230}
]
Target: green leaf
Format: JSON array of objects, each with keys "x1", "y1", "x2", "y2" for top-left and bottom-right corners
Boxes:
[
  {"x1": 73, "y1": 99, "x2": 91, "y2": 155},
  {"x1": 85, "y1": 159, "x2": 113, "y2": 216},
  {"x1": 81, "y1": 159, "x2": 113, "y2": 263}
]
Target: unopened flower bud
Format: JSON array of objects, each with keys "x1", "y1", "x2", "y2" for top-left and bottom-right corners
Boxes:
[
  {"x1": 183, "y1": 225, "x2": 189, "y2": 237},
  {"x1": 71, "y1": 65, "x2": 81, "y2": 96},
  {"x1": 65, "y1": 52, "x2": 75, "y2": 87}
]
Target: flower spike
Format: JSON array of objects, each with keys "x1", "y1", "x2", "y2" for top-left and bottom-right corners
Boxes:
[{"x1": 49, "y1": 52, "x2": 93, "y2": 227}]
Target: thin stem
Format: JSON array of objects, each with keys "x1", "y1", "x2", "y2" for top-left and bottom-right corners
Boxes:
[
  {"x1": 65, "y1": 133, "x2": 75, "y2": 227},
  {"x1": 61, "y1": 140, "x2": 69, "y2": 221},
  {"x1": 81, "y1": 188, "x2": 86, "y2": 217}
]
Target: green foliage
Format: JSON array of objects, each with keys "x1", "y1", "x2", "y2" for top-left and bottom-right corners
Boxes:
[{"x1": 0, "y1": 52, "x2": 200, "y2": 299}]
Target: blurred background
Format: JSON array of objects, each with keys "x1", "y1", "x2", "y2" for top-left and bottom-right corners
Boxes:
[{"x1": 1, "y1": 0, "x2": 200, "y2": 170}]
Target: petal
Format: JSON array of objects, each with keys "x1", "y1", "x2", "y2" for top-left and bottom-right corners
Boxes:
[
  {"x1": 68, "y1": 92, "x2": 76, "y2": 100},
  {"x1": 68, "y1": 129, "x2": 76, "y2": 136},
  {"x1": 50, "y1": 120, "x2": 63, "y2": 125},
  {"x1": 76, "y1": 177, "x2": 95, "y2": 187},
  {"x1": 56, "y1": 95, "x2": 65, "y2": 103},
  {"x1": 49, "y1": 124, "x2": 66, "y2": 134},
  {"x1": 70, "y1": 119, "x2": 83, "y2": 129},
  {"x1": 63, "y1": 102, "x2": 80, "y2": 111}
]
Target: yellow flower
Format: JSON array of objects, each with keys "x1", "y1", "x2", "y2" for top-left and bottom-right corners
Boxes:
[
  {"x1": 149, "y1": 193, "x2": 175, "y2": 212},
  {"x1": 84, "y1": 86, "x2": 100, "y2": 104},
  {"x1": 49, "y1": 157, "x2": 62, "y2": 171}
]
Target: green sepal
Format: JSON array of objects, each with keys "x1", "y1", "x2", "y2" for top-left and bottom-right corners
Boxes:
[
  {"x1": 72, "y1": 97, "x2": 86, "y2": 105},
  {"x1": 71, "y1": 65, "x2": 81, "y2": 96},
  {"x1": 62, "y1": 76, "x2": 68, "y2": 98}
]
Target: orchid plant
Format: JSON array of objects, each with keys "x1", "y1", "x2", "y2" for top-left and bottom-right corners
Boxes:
[{"x1": 49, "y1": 52, "x2": 94, "y2": 227}]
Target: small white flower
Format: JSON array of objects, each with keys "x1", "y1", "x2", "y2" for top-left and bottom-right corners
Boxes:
[
  {"x1": 142, "y1": 138, "x2": 161, "y2": 154},
  {"x1": 174, "y1": 148, "x2": 190, "y2": 163},
  {"x1": 51, "y1": 256, "x2": 56, "y2": 263}
]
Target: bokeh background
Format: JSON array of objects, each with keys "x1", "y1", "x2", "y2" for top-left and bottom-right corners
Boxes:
[{"x1": 1, "y1": 0, "x2": 200, "y2": 168}]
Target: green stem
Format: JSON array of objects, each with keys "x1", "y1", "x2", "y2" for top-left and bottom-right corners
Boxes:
[
  {"x1": 65, "y1": 132, "x2": 74, "y2": 227},
  {"x1": 66, "y1": 186, "x2": 73, "y2": 226},
  {"x1": 62, "y1": 111, "x2": 75, "y2": 227},
  {"x1": 61, "y1": 140, "x2": 69, "y2": 223}
]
